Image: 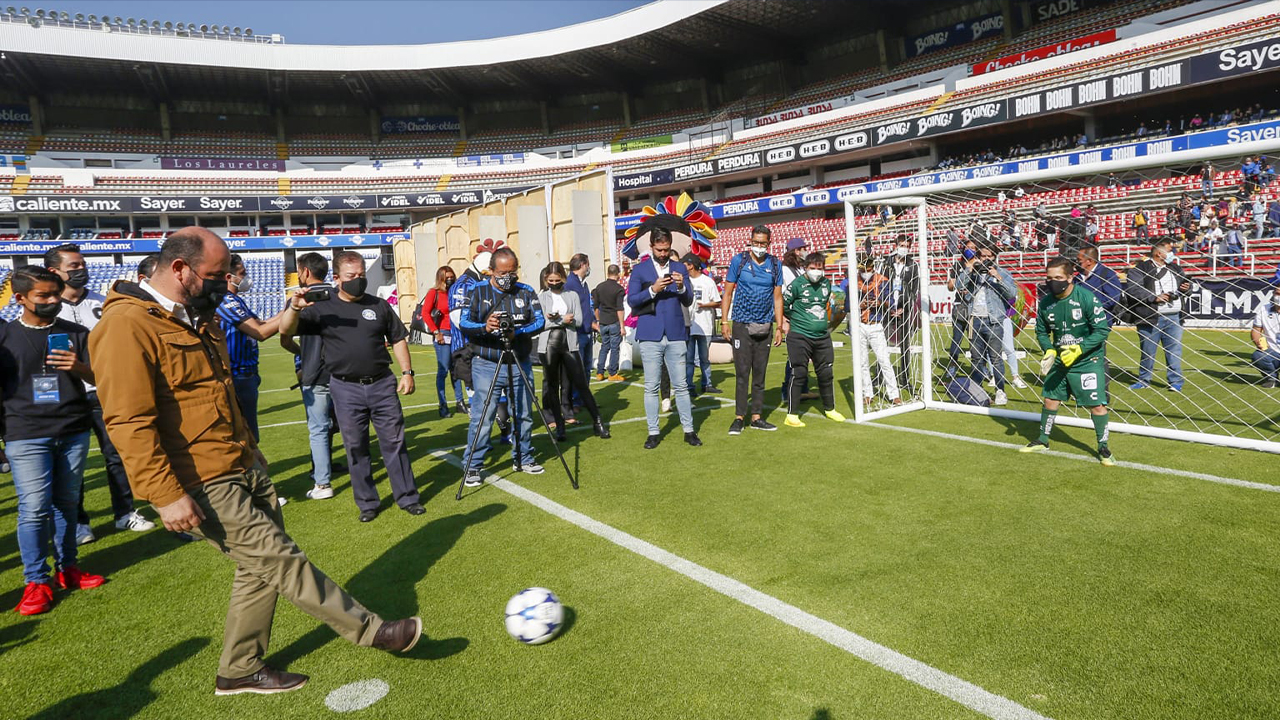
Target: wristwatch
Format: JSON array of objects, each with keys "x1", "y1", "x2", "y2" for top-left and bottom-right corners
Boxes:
[{"x1": 402, "y1": 370, "x2": 415, "y2": 377}]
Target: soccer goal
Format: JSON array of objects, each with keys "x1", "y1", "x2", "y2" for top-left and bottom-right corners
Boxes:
[{"x1": 844, "y1": 139, "x2": 1280, "y2": 455}]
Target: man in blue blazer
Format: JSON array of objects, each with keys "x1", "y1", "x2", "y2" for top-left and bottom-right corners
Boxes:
[
  {"x1": 627, "y1": 229, "x2": 702, "y2": 449},
  {"x1": 1075, "y1": 246, "x2": 1121, "y2": 324}
]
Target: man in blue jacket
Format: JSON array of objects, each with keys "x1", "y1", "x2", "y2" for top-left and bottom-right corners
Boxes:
[
  {"x1": 627, "y1": 229, "x2": 701, "y2": 449},
  {"x1": 1075, "y1": 247, "x2": 1121, "y2": 323}
]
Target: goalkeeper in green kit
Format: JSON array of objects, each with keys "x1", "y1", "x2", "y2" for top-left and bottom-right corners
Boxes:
[{"x1": 1020, "y1": 256, "x2": 1115, "y2": 466}]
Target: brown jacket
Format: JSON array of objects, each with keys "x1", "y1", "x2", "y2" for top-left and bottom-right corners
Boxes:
[{"x1": 89, "y1": 282, "x2": 258, "y2": 507}]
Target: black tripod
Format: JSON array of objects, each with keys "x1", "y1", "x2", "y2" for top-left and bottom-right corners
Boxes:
[{"x1": 456, "y1": 333, "x2": 579, "y2": 500}]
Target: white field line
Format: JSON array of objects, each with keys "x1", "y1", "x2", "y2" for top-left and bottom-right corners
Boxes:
[{"x1": 434, "y1": 450, "x2": 1052, "y2": 720}]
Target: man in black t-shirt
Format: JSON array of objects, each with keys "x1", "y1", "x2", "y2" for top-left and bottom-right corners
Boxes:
[
  {"x1": 0, "y1": 267, "x2": 106, "y2": 615},
  {"x1": 591, "y1": 264, "x2": 627, "y2": 380},
  {"x1": 280, "y1": 251, "x2": 422, "y2": 523}
]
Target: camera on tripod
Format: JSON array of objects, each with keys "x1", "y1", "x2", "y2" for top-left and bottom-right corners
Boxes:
[{"x1": 494, "y1": 311, "x2": 515, "y2": 338}]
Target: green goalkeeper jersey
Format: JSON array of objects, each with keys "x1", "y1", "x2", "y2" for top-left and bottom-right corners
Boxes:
[
  {"x1": 783, "y1": 276, "x2": 835, "y2": 339},
  {"x1": 1035, "y1": 283, "x2": 1111, "y2": 365}
]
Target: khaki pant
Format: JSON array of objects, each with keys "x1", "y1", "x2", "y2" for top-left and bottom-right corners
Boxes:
[{"x1": 188, "y1": 467, "x2": 383, "y2": 677}]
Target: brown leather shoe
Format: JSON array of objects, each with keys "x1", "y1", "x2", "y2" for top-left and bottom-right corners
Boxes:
[
  {"x1": 372, "y1": 616, "x2": 422, "y2": 653},
  {"x1": 214, "y1": 666, "x2": 308, "y2": 696}
]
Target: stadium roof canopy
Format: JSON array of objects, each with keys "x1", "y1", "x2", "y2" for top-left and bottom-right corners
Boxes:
[{"x1": 0, "y1": 0, "x2": 894, "y2": 103}]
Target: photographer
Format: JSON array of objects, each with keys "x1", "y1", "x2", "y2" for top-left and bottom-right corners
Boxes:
[
  {"x1": 457, "y1": 247, "x2": 546, "y2": 487},
  {"x1": 1125, "y1": 237, "x2": 1191, "y2": 392},
  {"x1": 945, "y1": 238, "x2": 978, "y2": 375},
  {"x1": 279, "y1": 251, "x2": 424, "y2": 523},
  {"x1": 955, "y1": 246, "x2": 1017, "y2": 406},
  {"x1": 279, "y1": 252, "x2": 339, "y2": 501}
]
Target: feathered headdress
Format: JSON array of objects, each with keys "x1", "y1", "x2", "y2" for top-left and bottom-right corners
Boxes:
[
  {"x1": 621, "y1": 192, "x2": 717, "y2": 262},
  {"x1": 470, "y1": 237, "x2": 507, "y2": 274}
]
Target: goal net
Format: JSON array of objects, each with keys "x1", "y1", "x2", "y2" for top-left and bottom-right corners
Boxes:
[{"x1": 843, "y1": 147, "x2": 1280, "y2": 454}]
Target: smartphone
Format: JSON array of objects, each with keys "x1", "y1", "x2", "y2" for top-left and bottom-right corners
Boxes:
[
  {"x1": 47, "y1": 333, "x2": 72, "y2": 354},
  {"x1": 303, "y1": 287, "x2": 331, "y2": 303}
]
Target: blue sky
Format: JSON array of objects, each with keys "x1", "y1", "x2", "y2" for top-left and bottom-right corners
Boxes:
[{"x1": 44, "y1": 1, "x2": 654, "y2": 44}]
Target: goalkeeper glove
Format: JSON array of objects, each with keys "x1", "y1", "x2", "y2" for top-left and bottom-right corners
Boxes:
[
  {"x1": 1039, "y1": 349, "x2": 1057, "y2": 375},
  {"x1": 1059, "y1": 344, "x2": 1083, "y2": 368}
]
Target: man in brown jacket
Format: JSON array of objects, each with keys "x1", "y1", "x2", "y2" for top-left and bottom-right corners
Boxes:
[{"x1": 90, "y1": 227, "x2": 423, "y2": 696}]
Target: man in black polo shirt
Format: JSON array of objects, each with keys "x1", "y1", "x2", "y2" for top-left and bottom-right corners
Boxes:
[
  {"x1": 280, "y1": 251, "x2": 423, "y2": 522},
  {"x1": 591, "y1": 264, "x2": 626, "y2": 381}
]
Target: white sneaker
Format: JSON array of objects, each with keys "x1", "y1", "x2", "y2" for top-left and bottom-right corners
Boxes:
[
  {"x1": 76, "y1": 525, "x2": 96, "y2": 546},
  {"x1": 306, "y1": 485, "x2": 334, "y2": 500},
  {"x1": 517, "y1": 463, "x2": 545, "y2": 475},
  {"x1": 660, "y1": 398, "x2": 672, "y2": 413},
  {"x1": 1012, "y1": 376, "x2": 1028, "y2": 389},
  {"x1": 993, "y1": 390, "x2": 1008, "y2": 406},
  {"x1": 114, "y1": 510, "x2": 156, "y2": 532}
]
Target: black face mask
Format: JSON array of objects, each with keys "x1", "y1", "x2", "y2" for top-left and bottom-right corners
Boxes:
[
  {"x1": 64, "y1": 268, "x2": 90, "y2": 290},
  {"x1": 495, "y1": 275, "x2": 516, "y2": 293},
  {"x1": 341, "y1": 278, "x2": 368, "y2": 297},
  {"x1": 32, "y1": 300, "x2": 62, "y2": 319},
  {"x1": 547, "y1": 282, "x2": 564, "y2": 291},
  {"x1": 1045, "y1": 279, "x2": 1071, "y2": 297},
  {"x1": 188, "y1": 277, "x2": 229, "y2": 315}
]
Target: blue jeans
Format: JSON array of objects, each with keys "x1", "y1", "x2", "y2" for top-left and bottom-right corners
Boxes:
[
  {"x1": 640, "y1": 338, "x2": 693, "y2": 434},
  {"x1": 596, "y1": 324, "x2": 622, "y2": 375},
  {"x1": 8, "y1": 431, "x2": 90, "y2": 584},
  {"x1": 466, "y1": 356, "x2": 535, "y2": 470},
  {"x1": 686, "y1": 334, "x2": 712, "y2": 391},
  {"x1": 301, "y1": 384, "x2": 333, "y2": 487},
  {"x1": 970, "y1": 316, "x2": 1006, "y2": 391},
  {"x1": 232, "y1": 373, "x2": 261, "y2": 442},
  {"x1": 1253, "y1": 348, "x2": 1280, "y2": 380},
  {"x1": 433, "y1": 342, "x2": 466, "y2": 407},
  {"x1": 1137, "y1": 314, "x2": 1184, "y2": 386}
]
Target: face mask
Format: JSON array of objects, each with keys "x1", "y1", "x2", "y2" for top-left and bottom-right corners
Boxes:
[
  {"x1": 64, "y1": 268, "x2": 89, "y2": 290},
  {"x1": 750, "y1": 246, "x2": 768, "y2": 258},
  {"x1": 495, "y1": 274, "x2": 516, "y2": 292},
  {"x1": 340, "y1": 278, "x2": 368, "y2": 297},
  {"x1": 1046, "y1": 279, "x2": 1071, "y2": 297},
  {"x1": 805, "y1": 269, "x2": 824, "y2": 283},
  {"x1": 859, "y1": 271, "x2": 872, "y2": 282},
  {"x1": 582, "y1": 268, "x2": 591, "y2": 280},
  {"x1": 896, "y1": 247, "x2": 909, "y2": 258},
  {"x1": 188, "y1": 277, "x2": 229, "y2": 315},
  {"x1": 547, "y1": 282, "x2": 564, "y2": 291},
  {"x1": 31, "y1": 300, "x2": 62, "y2": 319},
  {"x1": 234, "y1": 276, "x2": 253, "y2": 293},
  {"x1": 962, "y1": 248, "x2": 977, "y2": 260}
]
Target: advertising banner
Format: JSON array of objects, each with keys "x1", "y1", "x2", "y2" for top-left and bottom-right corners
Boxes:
[
  {"x1": 0, "y1": 231, "x2": 408, "y2": 255},
  {"x1": 1009, "y1": 60, "x2": 1185, "y2": 120},
  {"x1": 379, "y1": 116, "x2": 461, "y2": 134},
  {"x1": 260, "y1": 194, "x2": 378, "y2": 212},
  {"x1": 456, "y1": 153, "x2": 526, "y2": 167},
  {"x1": 872, "y1": 99, "x2": 1007, "y2": 145},
  {"x1": 746, "y1": 101, "x2": 838, "y2": 130},
  {"x1": 0, "y1": 187, "x2": 538, "y2": 215},
  {"x1": 1186, "y1": 36, "x2": 1280, "y2": 84},
  {"x1": 0, "y1": 104, "x2": 32, "y2": 124},
  {"x1": 610, "y1": 135, "x2": 674, "y2": 152},
  {"x1": 613, "y1": 168, "x2": 674, "y2": 190},
  {"x1": 908, "y1": 12, "x2": 1004, "y2": 58},
  {"x1": 1031, "y1": 0, "x2": 1104, "y2": 24},
  {"x1": 1184, "y1": 277, "x2": 1278, "y2": 322},
  {"x1": 160, "y1": 157, "x2": 286, "y2": 172},
  {"x1": 971, "y1": 28, "x2": 1117, "y2": 75}
]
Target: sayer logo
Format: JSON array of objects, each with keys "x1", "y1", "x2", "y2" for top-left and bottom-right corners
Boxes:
[
  {"x1": 342, "y1": 196, "x2": 365, "y2": 208},
  {"x1": 1217, "y1": 40, "x2": 1280, "y2": 72},
  {"x1": 961, "y1": 103, "x2": 1002, "y2": 127},
  {"x1": 675, "y1": 161, "x2": 713, "y2": 179},
  {"x1": 307, "y1": 196, "x2": 330, "y2": 209},
  {"x1": 417, "y1": 194, "x2": 444, "y2": 205},
  {"x1": 270, "y1": 196, "x2": 294, "y2": 210},
  {"x1": 380, "y1": 195, "x2": 409, "y2": 207},
  {"x1": 766, "y1": 147, "x2": 796, "y2": 164},
  {"x1": 917, "y1": 113, "x2": 954, "y2": 135},
  {"x1": 970, "y1": 14, "x2": 1002, "y2": 40},
  {"x1": 802, "y1": 191, "x2": 830, "y2": 205},
  {"x1": 138, "y1": 197, "x2": 189, "y2": 212},
  {"x1": 833, "y1": 132, "x2": 868, "y2": 151},
  {"x1": 915, "y1": 30, "x2": 948, "y2": 55},
  {"x1": 199, "y1": 197, "x2": 246, "y2": 211},
  {"x1": 877, "y1": 122, "x2": 910, "y2": 144},
  {"x1": 768, "y1": 196, "x2": 797, "y2": 211},
  {"x1": 798, "y1": 139, "x2": 830, "y2": 158}
]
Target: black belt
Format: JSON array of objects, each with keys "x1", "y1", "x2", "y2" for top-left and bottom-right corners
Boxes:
[{"x1": 332, "y1": 370, "x2": 391, "y2": 385}]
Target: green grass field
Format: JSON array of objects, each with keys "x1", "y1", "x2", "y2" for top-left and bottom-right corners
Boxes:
[{"x1": 1, "y1": 337, "x2": 1278, "y2": 720}]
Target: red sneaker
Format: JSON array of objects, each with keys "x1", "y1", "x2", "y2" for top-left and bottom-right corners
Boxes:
[
  {"x1": 15, "y1": 582, "x2": 53, "y2": 615},
  {"x1": 56, "y1": 566, "x2": 105, "y2": 590}
]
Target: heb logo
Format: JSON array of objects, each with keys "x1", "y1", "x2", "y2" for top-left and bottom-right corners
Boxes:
[
  {"x1": 270, "y1": 196, "x2": 294, "y2": 210},
  {"x1": 675, "y1": 161, "x2": 713, "y2": 179},
  {"x1": 833, "y1": 132, "x2": 868, "y2": 151},
  {"x1": 766, "y1": 147, "x2": 796, "y2": 164},
  {"x1": 416, "y1": 194, "x2": 444, "y2": 205},
  {"x1": 801, "y1": 191, "x2": 830, "y2": 205},
  {"x1": 307, "y1": 196, "x2": 330, "y2": 209},
  {"x1": 917, "y1": 113, "x2": 954, "y2": 135},
  {"x1": 877, "y1": 122, "x2": 910, "y2": 144},
  {"x1": 768, "y1": 196, "x2": 797, "y2": 210},
  {"x1": 798, "y1": 140, "x2": 829, "y2": 158},
  {"x1": 836, "y1": 186, "x2": 866, "y2": 200},
  {"x1": 961, "y1": 103, "x2": 1002, "y2": 127}
]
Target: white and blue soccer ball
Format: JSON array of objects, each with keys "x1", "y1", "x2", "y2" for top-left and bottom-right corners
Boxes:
[{"x1": 504, "y1": 587, "x2": 564, "y2": 645}]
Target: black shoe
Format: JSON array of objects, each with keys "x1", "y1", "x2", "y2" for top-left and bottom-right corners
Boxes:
[
  {"x1": 172, "y1": 531, "x2": 195, "y2": 543},
  {"x1": 684, "y1": 432, "x2": 702, "y2": 447},
  {"x1": 333, "y1": 463, "x2": 348, "y2": 475},
  {"x1": 402, "y1": 503, "x2": 426, "y2": 516},
  {"x1": 215, "y1": 666, "x2": 309, "y2": 696},
  {"x1": 456, "y1": 401, "x2": 470, "y2": 415},
  {"x1": 439, "y1": 405, "x2": 453, "y2": 419},
  {"x1": 554, "y1": 431, "x2": 568, "y2": 442},
  {"x1": 644, "y1": 434, "x2": 661, "y2": 450},
  {"x1": 359, "y1": 509, "x2": 379, "y2": 523},
  {"x1": 749, "y1": 419, "x2": 777, "y2": 432},
  {"x1": 704, "y1": 385, "x2": 722, "y2": 394},
  {"x1": 728, "y1": 418, "x2": 744, "y2": 435},
  {"x1": 593, "y1": 420, "x2": 611, "y2": 439}
]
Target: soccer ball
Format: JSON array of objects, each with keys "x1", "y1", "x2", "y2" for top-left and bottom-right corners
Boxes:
[{"x1": 504, "y1": 587, "x2": 564, "y2": 645}]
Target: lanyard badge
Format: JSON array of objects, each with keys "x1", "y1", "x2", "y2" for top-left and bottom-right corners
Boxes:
[{"x1": 32, "y1": 373, "x2": 60, "y2": 405}]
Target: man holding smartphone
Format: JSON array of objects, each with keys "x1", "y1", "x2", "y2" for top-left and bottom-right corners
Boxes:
[
  {"x1": 0, "y1": 267, "x2": 105, "y2": 615},
  {"x1": 216, "y1": 254, "x2": 289, "y2": 442}
]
